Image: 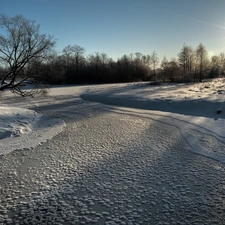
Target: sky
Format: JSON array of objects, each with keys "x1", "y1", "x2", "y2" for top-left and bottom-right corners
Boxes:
[{"x1": 1, "y1": 0, "x2": 225, "y2": 61}]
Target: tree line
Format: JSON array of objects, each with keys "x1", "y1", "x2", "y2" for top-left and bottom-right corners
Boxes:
[
  {"x1": 29, "y1": 43, "x2": 225, "y2": 85},
  {"x1": 1, "y1": 14, "x2": 225, "y2": 96}
]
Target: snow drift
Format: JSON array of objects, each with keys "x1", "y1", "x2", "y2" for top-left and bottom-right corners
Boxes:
[{"x1": 0, "y1": 106, "x2": 65, "y2": 155}]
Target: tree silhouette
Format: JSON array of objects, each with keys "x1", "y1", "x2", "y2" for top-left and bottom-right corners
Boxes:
[
  {"x1": 196, "y1": 43, "x2": 208, "y2": 81},
  {"x1": 150, "y1": 51, "x2": 159, "y2": 83},
  {"x1": 178, "y1": 44, "x2": 194, "y2": 81},
  {"x1": 0, "y1": 14, "x2": 55, "y2": 96}
]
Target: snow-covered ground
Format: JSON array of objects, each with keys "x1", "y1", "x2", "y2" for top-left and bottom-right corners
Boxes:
[
  {"x1": 2, "y1": 78, "x2": 225, "y2": 162},
  {"x1": 0, "y1": 106, "x2": 65, "y2": 155},
  {"x1": 82, "y1": 78, "x2": 225, "y2": 163},
  {"x1": 1, "y1": 78, "x2": 225, "y2": 224}
]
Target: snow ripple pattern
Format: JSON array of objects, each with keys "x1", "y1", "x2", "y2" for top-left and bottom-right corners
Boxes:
[{"x1": 1, "y1": 100, "x2": 225, "y2": 224}]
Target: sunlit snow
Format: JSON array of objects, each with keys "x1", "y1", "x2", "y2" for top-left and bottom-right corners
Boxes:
[{"x1": 1, "y1": 78, "x2": 225, "y2": 163}]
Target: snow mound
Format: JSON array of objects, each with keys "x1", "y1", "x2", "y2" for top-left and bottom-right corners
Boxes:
[
  {"x1": 0, "y1": 107, "x2": 38, "y2": 139},
  {"x1": 0, "y1": 106, "x2": 65, "y2": 155}
]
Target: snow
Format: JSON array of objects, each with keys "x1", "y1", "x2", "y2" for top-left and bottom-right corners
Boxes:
[
  {"x1": 81, "y1": 78, "x2": 225, "y2": 163},
  {"x1": 1, "y1": 78, "x2": 225, "y2": 163},
  {"x1": 1, "y1": 78, "x2": 225, "y2": 224},
  {"x1": 0, "y1": 103, "x2": 65, "y2": 155},
  {"x1": 0, "y1": 106, "x2": 36, "y2": 139}
]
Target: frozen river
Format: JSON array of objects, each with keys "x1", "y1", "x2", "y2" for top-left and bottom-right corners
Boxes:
[{"x1": 1, "y1": 93, "x2": 225, "y2": 224}]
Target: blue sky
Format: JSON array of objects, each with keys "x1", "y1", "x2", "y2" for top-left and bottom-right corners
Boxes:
[{"x1": 1, "y1": 0, "x2": 225, "y2": 61}]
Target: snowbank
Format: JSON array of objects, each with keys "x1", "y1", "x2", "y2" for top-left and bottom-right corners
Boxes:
[
  {"x1": 0, "y1": 107, "x2": 37, "y2": 139},
  {"x1": 0, "y1": 106, "x2": 65, "y2": 155}
]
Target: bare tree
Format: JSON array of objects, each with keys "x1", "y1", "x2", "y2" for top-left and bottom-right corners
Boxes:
[
  {"x1": 150, "y1": 51, "x2": 159, "y2": 83},
  {"x1": 141, "y1": 54, "x2": 151, "y2": 66},
  {"x1": 73, "y1": 45, "x2": 85, "y2": 75},
  {"x1": 160, "y1": 55, "x2": 168, "y2": 81},
  {"x1": 211, "y1": 55, "x2": 220, "y2": 67},
  {"x1": 134, "y1": 52, "x2": 143, "y2": 73},
  {"x1": 161, "y1": 55, "x2": 168, "y2": 69},
  {"x1": 178, "y1": 44, "x2": 195, "y2": 81},
  {"x1": 162, "y1": 58, "x2": 181, "y2": 82},
  {"x1": 62, "y1": 45, "x2": 85, "y2": 75},
  {"x1": 100, "y1": 53, "x2": 109, "y2": 68},
  {"x1": 62, "y1": 45, "x2": 74, "y2": 68},
  {"x1": 219, "y1": 53, "x2": 225, "y2": 74},
  {"x1": 0, "y1": 14, "x2": 55, "y2": 96},
  {"x1": 196, "y1": 43, "x2": 208, "y2": 81},
  {"x1": 135, "y1": 52, "x2": 143, "y2": 60},
  {"x1": 87, "y1": 52, "x2": 101, "y2": 72},
  {"x1": 208, "y1": 54, "x2": 223, "y2": 78}
]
